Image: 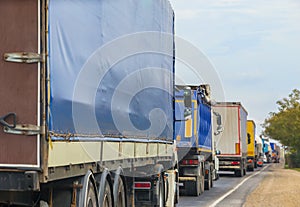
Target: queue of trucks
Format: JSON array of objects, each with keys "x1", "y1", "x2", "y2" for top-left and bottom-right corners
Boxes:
[{"x1": 0, "y1": 0, "x2": 280, "y2": 206}]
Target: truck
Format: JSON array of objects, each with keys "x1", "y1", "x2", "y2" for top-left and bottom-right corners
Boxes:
[
  {"x1": 255, "y1": 136, "x2": 264, "y2": 167},
  {"x1": 262, "y1": 137, "x2": 272, "y2": 163},
  {"x1": 270, "y1": 142, "x2": 280, "y2": 163},
  {"x1": 213, "y1": 102, "x2": 248, "y2": 177},
  {"x1": 0, "y1": 0, "x2": 179, "y2": 206},
  {"x1": 246, "y1": 120, "x2": 256, "y2": 171},
  {"x1": 175, "y1": 85, "x2": 217, "y2": 196}
]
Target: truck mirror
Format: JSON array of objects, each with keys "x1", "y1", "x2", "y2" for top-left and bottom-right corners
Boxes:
[
  {"x1": 213, "y1": 111, "x2": 223, "y2": 135},
  {"x1": 216, "y1": 125, "x2": 223, "y2": 133},
  {"x1": 183, "y1": 87, "x2": 192, "y2": 108},
  {"x1": 217, "y1": 115, "x2": 222, "y2": 126},
  {"x1": 213, "y1": 111, "x2": 222, "y2": 126},
  {"x1": 184, "y1": 108, "x2": 192, "y2": 119},
  {"x1": 247, "y1": 133, "x2": 251, "y2": 144}
]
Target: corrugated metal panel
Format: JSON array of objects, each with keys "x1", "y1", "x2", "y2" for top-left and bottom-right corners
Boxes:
[
  {"x1": 0, "y1": 0, "x2": 39, "y2": 166},
  {"x1": 48, "y1": 0, "x2": 174, "y2": 141}
]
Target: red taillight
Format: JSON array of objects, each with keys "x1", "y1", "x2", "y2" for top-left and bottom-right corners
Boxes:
[
  {"x1": 181, "y1": 159, "x2": 199, "y2": 165},
  {"x1": 231, "y1": 161, "x2": 240, "y2": 166},
  {"x1": 248, "y1": 159, "x2": 253, "y2": 163},
  {"x1": 134, "y1": 182, "x2": 151, "y2": 189}
]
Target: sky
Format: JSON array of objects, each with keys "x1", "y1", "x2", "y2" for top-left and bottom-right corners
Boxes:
[{"x1": 169, "y1": 0, "x2": 300, "y2": 134}]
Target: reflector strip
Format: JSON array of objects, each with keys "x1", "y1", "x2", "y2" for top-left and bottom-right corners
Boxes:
[
  {"x1": 231, "y1": 161, "x2": 240, "y2": 166},
  {"x1": 134, "y1": 182, "x2": 151, "y2": 189},
  {"x1": 181, "y1": 159, "x2": 199, "y2": 165}
]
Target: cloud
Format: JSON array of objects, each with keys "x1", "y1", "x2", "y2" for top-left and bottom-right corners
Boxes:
[
  {"x1": 170, "y1": 0, "x2": 300, "y2": 134},
  {"x1": 175, "y1": 9, "x2": 201, "y2": 20}
]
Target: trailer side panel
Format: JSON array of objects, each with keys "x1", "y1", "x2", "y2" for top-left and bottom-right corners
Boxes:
[{"x1": 0, "y1": 0, "x2": 40, "y2": 167}]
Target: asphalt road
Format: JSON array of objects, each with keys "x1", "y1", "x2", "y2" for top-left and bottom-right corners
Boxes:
[{"x1": 178, "y1": 165, "x2": 270, "y2": 207}]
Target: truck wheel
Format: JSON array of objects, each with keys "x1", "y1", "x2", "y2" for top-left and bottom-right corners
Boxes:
[
  {"x1": 185, "y1": 180, "x2": 199, "y2": 196},
  {"x1": 243, "y1": 167, "x2": 247, "y2": 175},
  {"x1": 86, "y1": 180, "x2": 98, "y2": 207},
  {"x1": 215, "y1": 172, "x2": 220, "y2": 180},
  {"x1": 174, "y1": 169, "x2": 179, "y2": 204},
  {"x1": 78, "y1": 171, "x2": 99, "y2": 207},
  {"x1": 204, "y1": 169, "x2": 211, "y2": 190},
  {"x1": 98, "y1": 170, "x2": 113, "y2": 207},
  {"x1": 234, "y1": 169, "x2": 243, "y2": 177},
  {"x1": 113, "y1": 176, "x2": 126, "y2": 207},
  {"x1": 113, "y1": 167, "x2": 126, "y2": 207},
  {"x1": 155, "y1": 174, "x2": 165, "y2": 207},
  {"x1": 210, "y1": 170, "x2": 214, "y2": 188},
  {"x1": 100, "y1": 180, "x2": 113, "y2": 207},
  {"x1": 200, "y1": 174, "x2": 205, "y2": 194}
]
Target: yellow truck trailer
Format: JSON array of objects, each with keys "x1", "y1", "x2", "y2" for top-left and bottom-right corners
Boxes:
[{"x1": 246, "y1": 120, "x2": 256, "y2": 171}]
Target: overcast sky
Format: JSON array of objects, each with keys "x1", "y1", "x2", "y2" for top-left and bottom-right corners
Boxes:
[{"x1": 169, "y1": 0, "x2": 300, "y2": 134}]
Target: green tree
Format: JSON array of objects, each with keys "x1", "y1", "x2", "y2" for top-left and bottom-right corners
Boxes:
[{"x1": 263, "y1": 89, "x2": 300, "y2": 151}]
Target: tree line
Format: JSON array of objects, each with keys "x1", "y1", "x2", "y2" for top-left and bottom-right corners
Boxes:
[{"x1": 263, "y1": 89, "x2": 300, "y2": 167}]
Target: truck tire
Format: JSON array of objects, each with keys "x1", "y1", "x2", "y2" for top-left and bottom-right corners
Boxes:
[
  {"x1": 113, "y1": 167, "x2": 126, "y2": 207},
  {"x1": 210, "y1": 170, "x2": 214, "y2": 188},
  {"x1": 78, "y1": 171, "x2": 99, "y2": 207},
  {"x1": 98, "y1": 170, "x2": 113, "y2": 207},
  {"x1": 200, "y1": 174, "x2": 205, "y2": 194},
  {"x1": 113, "y1": 177, "x2": 125, "y2": 207},
  {"x1": 243, "y1": 167, "x2": 247, "y2": 175},
  {"x1": 99, "y1": 180, "x2": 113, "y2": 207},
  {"x1": 86, "y1": 180, "x2": 98, "y2": 207},
  {"x1": 174, "y1": 169, "x2": 179, "y2": 205},
  {"x1": 155, "y1": 173, "x2": 165, "y2": 207},
  {"x1": 184, "y1": 180, "x2": 199, "y2": 196},
  {"x1": 234, "y1": 169, "x2": 243, "y2": 177},
  {"x1": 204, "y1": 169, "x2": 211, "y2": 190}
]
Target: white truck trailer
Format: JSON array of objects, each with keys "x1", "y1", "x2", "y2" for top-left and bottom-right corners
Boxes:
[{"x1": 213, "y1": 102, "x2": 248, "y2": 177}]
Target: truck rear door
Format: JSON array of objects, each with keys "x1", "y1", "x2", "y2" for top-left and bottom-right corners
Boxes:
[{"x1": 0, "y1": 0, "x2": 40, "y2": 168}]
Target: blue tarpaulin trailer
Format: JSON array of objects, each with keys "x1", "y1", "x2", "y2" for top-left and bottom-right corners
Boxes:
[{"x1": 0, "y1": 0, "x2": 178, "y2": 206}]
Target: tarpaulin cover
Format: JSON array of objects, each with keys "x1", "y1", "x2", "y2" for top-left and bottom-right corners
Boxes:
[
  {"x1": 198, "y1": 97, "x2": 212, "y2": 150},
  {"x1": 175, "y1": 89, "x2": 212, "y2": 150},
  {"x1": 48, "y1": 0, "x2": 174, "y2": 141}
]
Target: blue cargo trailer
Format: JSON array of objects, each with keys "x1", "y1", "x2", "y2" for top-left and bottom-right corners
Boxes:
[
  {"x1": 175, "y1": 85, "x2": 216, "y2": 196},
  {"x1": 0, "y1": 0, "x2": 178, "y2": 206}
]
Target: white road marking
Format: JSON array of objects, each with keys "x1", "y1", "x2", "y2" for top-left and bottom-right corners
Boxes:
[{"x1": 210, "y1": 165, "x2": 269, "y2": 207}]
